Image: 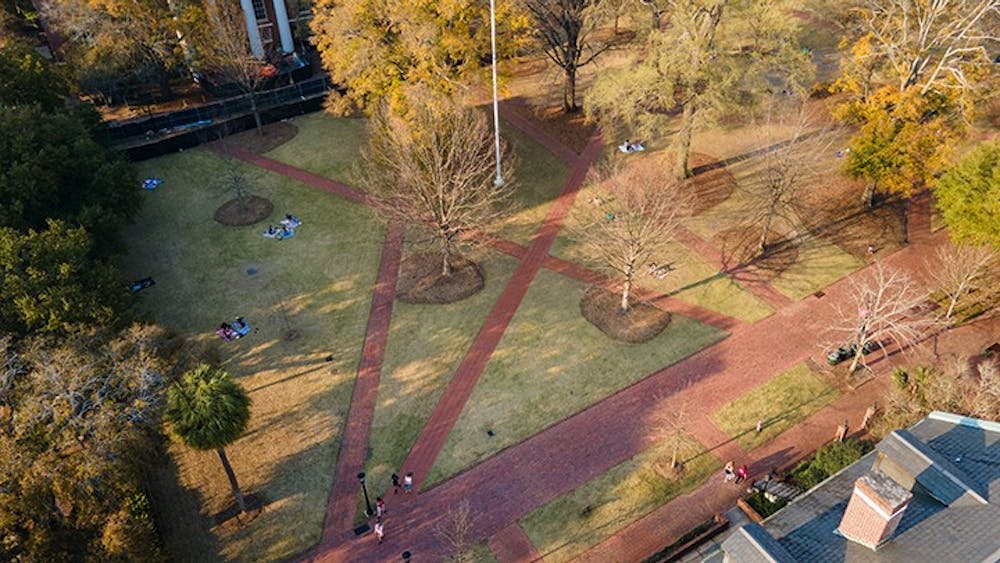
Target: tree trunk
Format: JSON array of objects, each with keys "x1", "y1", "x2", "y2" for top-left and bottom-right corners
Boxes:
[
  {"x1": 861, "y1": 183, "x2": 876, "y2": 208},
  {"x1": 759, "y1": 215, "x2": 772, "y2": 253},
  {"x1": 670, "y1": 440, "x2": 679, "y2": 469},
  {"x1": 945, "y1": 295, "x2": 958, "y2": 320},
  {"x1": 157, "y1": 68, "x2": 174, "y2": 100},
  {"x1": 564, "y1": 67, "x2": 578, "y2": 113},
  {"x1": 217, "y1": 448, "x2": 248, "y2": 514},
  {"x1": 848, "y1": 345, "x2": 865, "y2": 373},
  {"x1": 250, "y1": 95, "x2": 264, "y2": 136},
  {"x1": 613, "y1": 14, "x2": 620, "y2": 35},
  {"x1": 620, "y1": 275, "x2": 632, "y2": 313},
  {"x1": 441, "y1": 249, "x2": 452, "y2": 277},
  {"x1": 676, "y1": 103, "x2": 696, "y2": 179}
]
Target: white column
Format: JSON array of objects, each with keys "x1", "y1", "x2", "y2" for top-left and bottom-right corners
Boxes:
[
  {"x1": 271, "y1": 0, "x2": 294, "y2": 54},
  {"x1": 239, "y1": 0, "x2": 265, "y2": 58}
]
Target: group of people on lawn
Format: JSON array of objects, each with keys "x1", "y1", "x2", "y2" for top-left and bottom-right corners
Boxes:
[
  {"x1": 263, "y1": 214, "x2": 302, "y2": 240},
  {"x1": 216, "y1": 317, "x2": 251, "y2": 341}
]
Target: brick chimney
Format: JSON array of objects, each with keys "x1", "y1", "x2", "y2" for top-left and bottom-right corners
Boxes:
[{"x1": 837, "y1": 470, "x2": 912, "y2": 549}]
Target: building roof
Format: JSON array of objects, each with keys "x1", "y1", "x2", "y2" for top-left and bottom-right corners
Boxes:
[{"x1": 720, "y1": 412, "x2": 1000, "y2": 563}]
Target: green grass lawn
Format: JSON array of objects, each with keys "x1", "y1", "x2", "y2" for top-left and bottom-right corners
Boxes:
[
  {"x1": 425, "y1": 269, "x2": 727, "y2": 485},
  {"x1": 122, "y1": 147, "x2": 383, "y2": 562},
  {"x1": 767, "y1": 236, "x2": 863, "y2": 301},
  {"x1": 355, "y1": 250, "x2": 520, "y2": 518},
  {"x1": 550, "y1": 183, "x2": 773, "y2": 323},
  {"x1": 491, "y1": 124, "x2": 571, "y2": 245},
  {"x1": 710, "y1": 363, "x2": 839, "y2": 451},
  {"x1": 264, "y1": 113, "x2": 367, "y2": 184},
  {"x1": 519, "y1": 433, "x2": 719, "y2": 562}
]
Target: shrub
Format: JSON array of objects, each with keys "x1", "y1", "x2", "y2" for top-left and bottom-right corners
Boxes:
[
  {"x1": 744, "y1": 490, "x2": 787, "y2": 518},
  {"x1": 790, "y1": 438, "x2": 874, "y2": 490}
]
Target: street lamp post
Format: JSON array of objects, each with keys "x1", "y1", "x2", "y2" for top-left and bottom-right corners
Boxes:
[
  {"x1": 402, "y1": 551, "x2": 412, "y2": 562},
  {"x1": 358, "y1": 472, "x2": 373, "y2": 517},
  {"x1": 489, "y1": 0, "x2": 504, "y2": 187}
]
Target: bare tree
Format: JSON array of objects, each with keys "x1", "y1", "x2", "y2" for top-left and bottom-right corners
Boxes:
[
  {"x1": 928, "y1": 244, "x2": 998, "y2": 321},
  {"x1": 969, "y1": 361, "x2": 1000, "y2": 420},
  {"x1": 595, "y1": 0, "x2": 638, "y2": 34},
  {"x1": 741, "y1": 104, "x2": 837, "y2": 254},
  {"x1": 653, "y1": 400, "x2": 690, "y2": 474},
  {"x1": 575, "y1": 159, "x2": 691, "y2": 312},
  {"x1": 434, "y1": 500, "x2": 476, "y2": 562},
  {"x1": 216, "y1": 160, "x2": 259, "y2": 218},
  {"x1": 358, "y1": 92, "x2": 514, "y2": 276},
  {"x1": 523, "y1": 0, "x2": 610, "y2": 112},
  {"x1": 196, "y1": 0, "x2": 272, "y2": 135},
  {"x1": 832, "y1": 262, "x2": 934, "y2": 373}
]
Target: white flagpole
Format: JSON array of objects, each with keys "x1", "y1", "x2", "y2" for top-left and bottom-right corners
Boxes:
[{"x1": 490, "y1": 0, "x2": 504, "y2": 187}]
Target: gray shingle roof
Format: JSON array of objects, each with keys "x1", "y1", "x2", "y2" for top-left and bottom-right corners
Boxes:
[{"x1": 721, "y1": 412, "x2": 1000, "y2": 563}]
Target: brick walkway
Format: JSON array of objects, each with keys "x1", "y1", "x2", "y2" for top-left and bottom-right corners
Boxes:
[
  {"x1": 218, "y1": 115, "x2": 964, "y2": 563},
  {"x1": 321, "y1": 221, "x2": 404, "y2": 541}
]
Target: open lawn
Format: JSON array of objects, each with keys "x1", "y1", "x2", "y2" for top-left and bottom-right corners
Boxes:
[
  {"x1": 264, "y1": 113, "x2": 367, "y2": 184},
  {"x1": 425, "y1": 269, "x2": 727, "y2": 484},
  {"x1": 710, "y1": 363, "x2": 839, "y2": 451},
  {"x1": 765, "y1": 236, "x2": 864, "y2": 300},
  {"x1": 122, "y1": 148, "x2": 383, "y2": 562},
  {"x1": 356, "y1": 249, "x2": 520, "y2": 518},
  {"x1": 519, "y1": 433, "x2": 719, "y2": 562}
]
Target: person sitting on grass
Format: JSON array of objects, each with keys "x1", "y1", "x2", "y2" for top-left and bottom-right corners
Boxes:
[
  {"x1": 216, "y1": 323, "x2": 236, "y2": 341},
  {"x1": 618, "y1": 139, "x2": 645, "y2": 153},
  {"x1": 281, "y1": 214, "x2": 301, "y2": 229},
  {"x1": 232, "y1": 317, "x2": 251, "y2": 337},
  {"x1": 278, "y1": 224, "x2": 294, "y2": 239},
  {"x1": 264, "y1": 224, "x2": 280, "y2": 238}
]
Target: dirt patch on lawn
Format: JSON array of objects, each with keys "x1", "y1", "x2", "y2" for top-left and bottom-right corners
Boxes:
[
  {"x1": 505, "y1": 96, "x2": 595, "y2": 154},
  {"x1": 219, "y1": 121, "x2": 298, "y2": 154},
  {"x1": 214, "y1": 195, "x2": 273, "y2": 226},
  {"x1": 580, "y1": 285, "x2": 672, "y2": 343},
  {"x1": 793, "y1": 175, "x2": 907, "y2": 259},
  {"x1": 396, "y1": 252, "x2": 485, "y2": 304},
  {"x1": 683, "y1": 153, "x2": 738, "y2": 214}
]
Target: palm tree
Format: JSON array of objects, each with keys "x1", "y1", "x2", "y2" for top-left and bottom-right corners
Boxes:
[{"x1": 165, "y1": 364, "x2": 252, "y2": 513}]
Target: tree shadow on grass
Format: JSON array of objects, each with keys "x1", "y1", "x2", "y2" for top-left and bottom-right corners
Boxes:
[{"x1": 147, "y1": 443, "x2": 223, "y2": 563}]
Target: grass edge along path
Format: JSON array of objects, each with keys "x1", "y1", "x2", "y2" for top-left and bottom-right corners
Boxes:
[
  {"x1": 519, "y1": 433, "x2": 720, "y2": 563},
  {"x1": 709, "y1": 362, "x2": 839, "y2": 451}
]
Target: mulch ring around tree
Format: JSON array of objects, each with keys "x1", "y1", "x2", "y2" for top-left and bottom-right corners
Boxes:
[
  {"x1": 220, "y1": 121, "x2": 299, "y2": 154},
  {"x1": 580, "y1": 285, "x2": 672, "y2": 343},
  {"x1": 682, "y1": 152, "x2": 738, "y2": 215},
  {"x1": 214, "y1": 195, "x2": 274, "y2": 226},
  {"x1": 396, "y1": 252, "x2": 485, "y2": 304}
]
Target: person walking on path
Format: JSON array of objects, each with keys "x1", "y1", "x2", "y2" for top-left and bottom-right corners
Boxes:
[
  {"x1": 735, "y1": 464, "x2": 749, "y2": 484},
  {"x1": 376, "y1": 497, "x2": 386, "y2": 520},
  {"x1": 723, "y1": 461, "x2": 736, "y2": 483},
  {"x1": 373, "y1": 521, "x2": 384, "y2": 544},
  {"x1": 404, "y1": 472, "x2": 413, "y2": 494},
  {"x1": 391, "y1": 473, "x2": 400, "y2": 494}
]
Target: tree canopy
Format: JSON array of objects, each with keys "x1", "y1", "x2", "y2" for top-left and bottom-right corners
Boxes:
[
  {"x1": 935, "y1": 142, "x2": 1000, "y2": 249},
  {"x1": 311, "y1": 0, "x2": 531, "y2": 116},
  {"x1": 0, "y1": 326, "x2": 172, "y2": 561},
  {"x1": 165, "y1": 364, "x2": 251, "y2": 452},
  {"x1": 585, "y1": 0, "x2": 811, "y2": 177},
  {"x1": 358, "y1": 91, "x2": 514, "y2": 275},
  {"x1": 0, "y1": 220, "x2": 127, "y2": 335},
  {"x1": 0, "y1": 41, "x2": 67, "y2": 111},
  {"x1": 0, "y1": 104, "x2": 138, "y2": 249},
  {"x1": 834, "y1": 0, "x2": 1000, "y2": 202}
]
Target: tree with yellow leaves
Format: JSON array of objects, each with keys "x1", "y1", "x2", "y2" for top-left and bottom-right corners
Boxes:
[
  {"x1": 835, "y1": 0, "x2": 1000, "y2": 206},
  {"x1": 311, "y1": 0, "x2": 530, "y2": 116}
]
